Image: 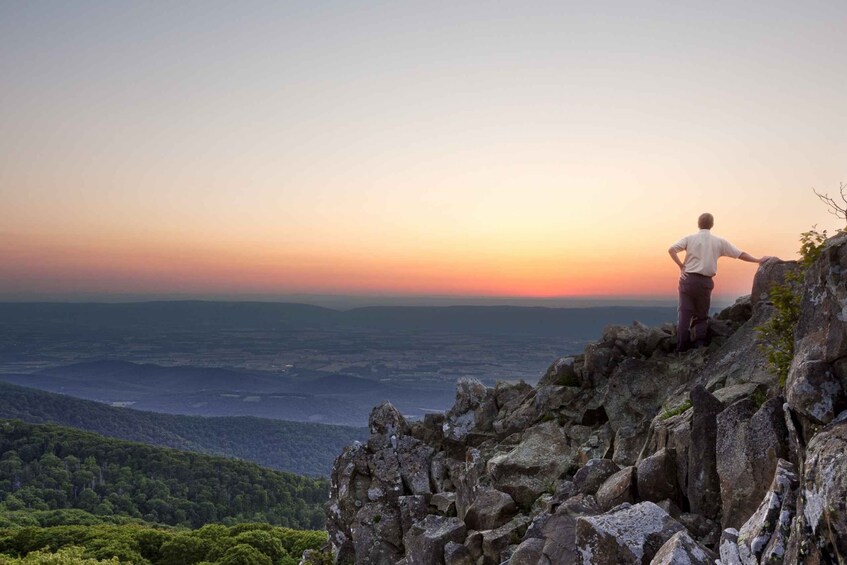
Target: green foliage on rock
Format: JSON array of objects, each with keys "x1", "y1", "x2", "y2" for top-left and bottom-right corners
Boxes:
[
  {"x1": 660, "y1": 399, "x2": 692, "y2": 420},
  {"x1": 0, "y1": 419, "x2": 328, "y2": 529},
  {"x1": 756, "y1": 228, "x2": 829, "y2": 386}
]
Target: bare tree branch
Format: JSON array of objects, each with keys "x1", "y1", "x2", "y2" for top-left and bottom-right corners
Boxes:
[{"x1": 812, "y1": 182, "x2": 847, "y2": 223}]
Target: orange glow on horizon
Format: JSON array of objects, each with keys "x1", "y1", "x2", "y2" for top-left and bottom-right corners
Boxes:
[{"x1": 0, "y1": 230, "x2": 776, "y2": 301}]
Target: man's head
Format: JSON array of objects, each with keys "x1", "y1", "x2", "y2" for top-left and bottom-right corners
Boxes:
[{"x1": 698, "y1": 213, "x2": 714, "y2": 230}]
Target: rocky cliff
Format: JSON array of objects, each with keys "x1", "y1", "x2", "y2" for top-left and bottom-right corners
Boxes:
[{"x1": 324, "y1": 233, "x2": 847, "y2": 565}]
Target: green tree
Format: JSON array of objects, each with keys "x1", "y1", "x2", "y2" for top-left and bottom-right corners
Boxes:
[{"x1": 218, "y1": 543, "x2": 273, "y2": 565}]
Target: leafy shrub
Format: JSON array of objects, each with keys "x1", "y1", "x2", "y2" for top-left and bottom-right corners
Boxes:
[{"x1": 756, "y1": 228, "x2": 828, "y2": 385}]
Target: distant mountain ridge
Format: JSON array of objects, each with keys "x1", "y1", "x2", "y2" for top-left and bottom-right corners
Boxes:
[
  {"x1": 0, "y1": 381, "x2": 366, "y2": 476},
  {"x1": 0, "y1": 301, "x2": 677, "y2": 337}
]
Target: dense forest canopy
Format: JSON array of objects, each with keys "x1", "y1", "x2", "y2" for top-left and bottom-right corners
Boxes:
[{"x1": 0, "y1": 420, "x2": 328, "y2": 530}]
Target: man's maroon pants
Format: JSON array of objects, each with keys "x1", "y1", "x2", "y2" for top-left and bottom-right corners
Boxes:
[{"x1": 677, "y1": 273, "x2": 714, "y2": 351}]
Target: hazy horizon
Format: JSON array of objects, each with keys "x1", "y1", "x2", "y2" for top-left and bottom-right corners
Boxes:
[{"x1": 1, "y1": 292, "x2": 731, "y2": 310}]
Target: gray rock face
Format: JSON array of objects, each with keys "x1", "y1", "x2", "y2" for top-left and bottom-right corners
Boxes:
[
  {"x1": 786, "y1": 412, "x2": 847, "y2": 562},
  {"x1": 369, "y1": 401, "x2": 410, "y2": 436},
  {"x1": 396, "y1": 435, "x2": 434, "y2": 496},
  {"x1": 649, "y1": 530, "x2": 716, "y2": 565},
  {"x1": 636, "y1": 448, "x2": 679, "y2": 505},
  {"x1": 736, "y1": 459, "x2": 799, "y2": 564},
  {"x1": 687, "y1": 385, "x2": 722, "y2": 519},
  {"x1": 787, "y1": 233, "x2": 847, "y2": 426},
  {"x1": 442, "y1": 541, "x2": 473, "y2": 565},
  {"x1": 786, "y1": 355, "x2": 847, "y2": 426},
  {"x1": 596, "y1": 466, "x2": 636, "y2": 511},
  {"x1": 430, "y1": 492, "x2": 456, "y2": 516},
  {"x1": 701, "y1": 304, "x2": 776, "y2": 392},
  {"x1": 573, "y1": 458, "x2": 620, "y2": 495},
  {"x1": 751, "y1": 259, "x2": 800, "y2": 307},
  {"x1": 480, "y1": 515, "x2": 531, "y2": 564},
  {"x1": 463, "y1": 488, "x2": 516, "y2": 531},
  {"x1": 403, "y1": 515, "x2": 466, "y2": 565},
  {"x1": 716, "y1": 397, "x2": 789, "y2": 530},
  {"x1": 575, "y1": 502, "x2": 685, "y2": 564},
  {"x1": 351, "y1": 503, "x2": 403, "y2": 565},
  {"x1": 443, "y1": 378, "x2": 495, "y2": 445},
  {"x1": 509, "y1": 537, "x2": 545, "y2": 565},
  {"x1": 539, "y1": 494, "x2": 600, "y2": 564},
  {"x1": 540, "y1": 356, "x2": 579, "y2": 387},
  {"x1": 399, "y1": 495, "x2": 429, "y2": 537},
  {"x1": 487, "y1": 421, "x2": 575, "y2": 509}
]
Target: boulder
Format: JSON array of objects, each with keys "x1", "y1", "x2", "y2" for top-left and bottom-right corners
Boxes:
[
  {"x1": 686, "y1": 385, "x2": 722, "y2": 519},
  {"x1": 602, "y1": 357, "x2": 691, "y2": 465},
  {"x1": 487, "y1": 421, "x2": 575, "y2": 509},
  {"x1": 786, "y1": 412, "x2": 847, "y2": 561},
  {"x1": 430, "y1": 492, "x2": 456, "y2": 516},
  {"x1": 716, "y1": 295, "x2": 753, "y2": 324},
  {"x1": 736, "y1": 459, "x2": 799, "y2": 564},
  {"x1": 492, "y1": 390, "x2": 540, "y2": 438},
  {"x1": 575, "y1": 502, "x2": 685, "y2": 564},
  {"x1": 636, "y1": 448, "x2": 679, "y2": 504},
  {"x1": 786, "y1": 355, "x2": 847, "y2": 426},
  {"x1": 539, "y1": 494, "x2": 601, "y2": 564},
  {"x1": 676, "y1": 513, "x2": 720, "y2": 548},
  {"x1": 443, "y1": 378, "x2": 495, "y2": 445},
  {"x1": 573, "y1": 458, "x2": 620, "y2": 495},
  {"x1": 508, "y1": 538, "x2": 545, "y2": 565},
  {"x1": 480, "y1": 515, "x2": 531, "y2": 564},
  {"x1": 750, "y1": 258, "x2": 800, "y2": 307},
  {"x1": 396, "y1": 435, "x2": 434, "y2": 496},
  {"x1": 398, "y1": 495, "x2": 429, "y2": 537},
  {"x1": 716, "y1": 397, "x2": 789, "y2": 530},
  {"x1": 540, "y1": 356, "x2": 579, "y2": 387},
  {"x1": 644, "y1": 405, "x2": 691, "y2": 503},
  {"x1": 327, "y1": 442, "x2": 371, "y2": 560},
  {"x1": 463, "y1": 488, "x2": 517, "y2": 531},
  {"x1": 463, "y1": 530, "x2": 483, "y2": 561},
  {"x1": 368, "y1": 446, "x2": 404, "y2": 503},
  {"x1": 403, "y1": 515, "x2": 466, "y2": 565},
  {"x1": 369, "y1": 401, "x2": 410, "y2": 436},
  {"x1": 453, "y1": 448, "x2": 485, "y2": 521},
  {"x1": 494, "y1": 380, "x2": 533, "y2": 411},
  {"x1": 649, "y1": 530, "x2": 716, "y2": 565},
  {"x1": 442, "y1": 541, "x2": 474, "y2": 565},
  {"x1": 576, "y1": 423, "x2": 614, "y2": 464},
  {"x1": 596, "y1": 466, "x2": 636, "y2": 511},
  {"x1": 701, "y1": 304, "x2": 777, "y2": 391},
  {"x1": 351, "y1": 503, "x2": 403, "y2": 565}
]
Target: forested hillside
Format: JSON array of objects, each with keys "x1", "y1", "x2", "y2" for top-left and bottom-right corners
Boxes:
[
  {"x1": 0, "y1": 420, "x2": 327, "y2": 530},
  {"x1": 0, "y1": 522, "x2": 328, "y2": 564},
  {"x1": 0, "y1": 381, "x2": 366, "y2": 476}
]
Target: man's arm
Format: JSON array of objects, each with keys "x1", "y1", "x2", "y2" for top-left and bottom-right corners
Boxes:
[
  {"x1": 738, "y1": 252, "x2": 772, "y2": 264},
  {"x1": 668, "y1": 248, "x2": 687, "y2": 279}
]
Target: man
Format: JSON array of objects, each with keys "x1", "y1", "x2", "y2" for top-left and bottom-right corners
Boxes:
[{"x1": 668, "y1": 213, "x2": 770, "y2": 352}]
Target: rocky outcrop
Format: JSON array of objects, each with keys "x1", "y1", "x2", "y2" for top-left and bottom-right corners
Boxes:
[
  {"x1": 326, "y1": 234, "x2": 847, "y2": 564},
  {"x1": 650, "y1": 530, "x2": 716, "y2": 565},
  {"x1": 716, "y1": 396, "x2": 789, "y2": 530},
  {"x1": 786, "y1": 233, "x2": 847, "y2": 428},
  {"x1": 575, "y1": 502, "x2": 685, "y2": 564}
]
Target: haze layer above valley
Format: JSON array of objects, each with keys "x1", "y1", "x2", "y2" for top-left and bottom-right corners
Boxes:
[{"x1": 0, "y1": 302, "x2": 676, "y2": 427}]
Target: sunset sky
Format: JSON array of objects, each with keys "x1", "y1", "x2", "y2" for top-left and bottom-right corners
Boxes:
[{"x1": 1, "y1": 1, "x2": 845, "y2": 304}]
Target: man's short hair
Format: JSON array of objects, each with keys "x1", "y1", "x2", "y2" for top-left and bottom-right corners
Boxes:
[{"x1": 698, "y1": 213, "x2": 714, "y2": 230}]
